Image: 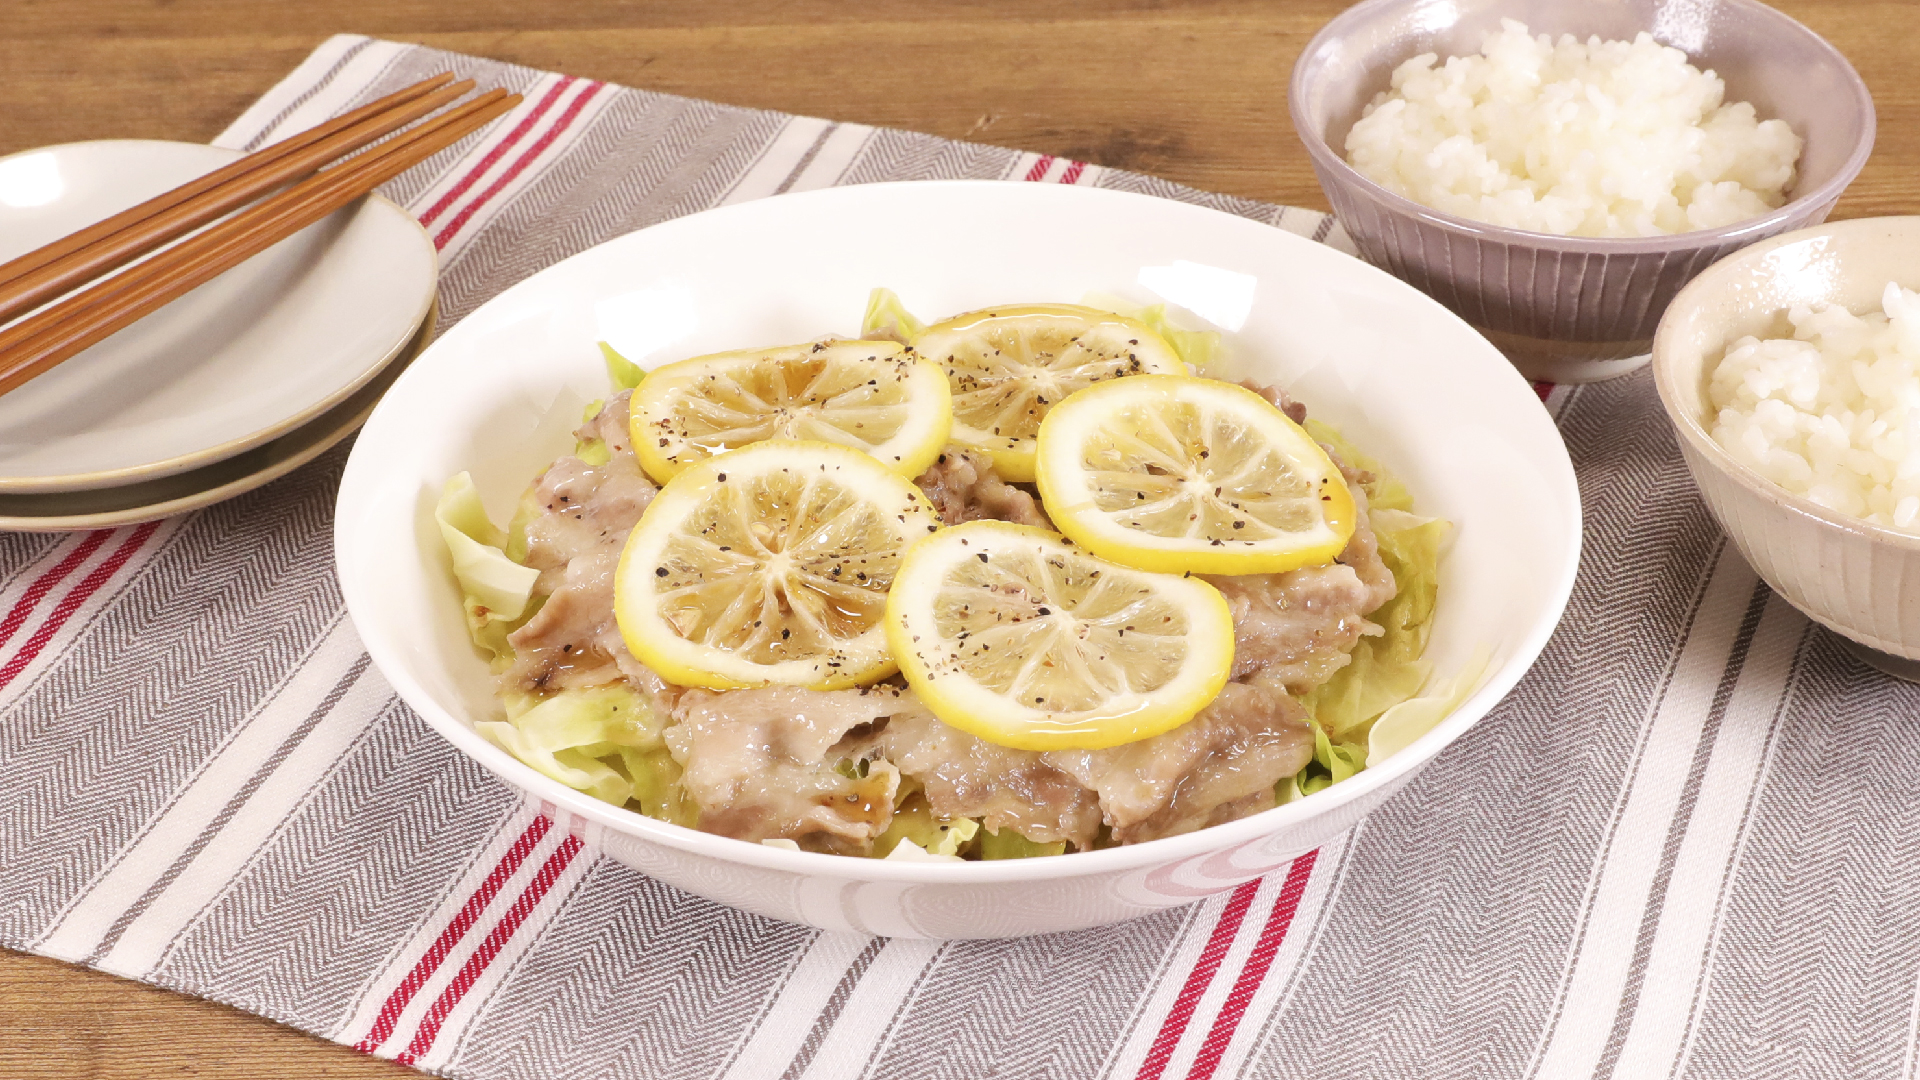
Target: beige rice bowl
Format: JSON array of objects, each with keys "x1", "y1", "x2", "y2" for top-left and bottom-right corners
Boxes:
[{"x1": 1343, "y1": 19, "x2": 1804, "y2": 238}]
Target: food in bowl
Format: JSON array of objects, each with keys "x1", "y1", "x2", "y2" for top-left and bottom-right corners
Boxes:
[
  {"x1": 434, "y1": 294, "x2": 1474, "y2": 861},
  {"x1": 1707, "y1": 282, "x2": 1920, "y2": 533},
  {"x1": 1344, "y1": 19, "x2": 1803, "y2": 238}
]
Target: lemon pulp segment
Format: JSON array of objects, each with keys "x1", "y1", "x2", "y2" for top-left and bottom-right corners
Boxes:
[
  {"x1": 885, "y1": 520, "x2": 1234, "y2": 751},
  {"x1": 615, "y1": 440, "x2": 942, "y2": 690},
  {"x1": 1035, "y1": 375, "x2": 1356, "y2": 575},
  {"x1": 629, "y1": 340, "x2": 952, "y2": 483},
  {"x1": 914, "y1": 304, "x2": 1185, "y2": 482}
]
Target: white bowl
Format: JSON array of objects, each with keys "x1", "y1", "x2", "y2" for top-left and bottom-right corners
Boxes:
[
  {"x1": 1653, "y1": 216, "x2": 1920, "y2": 679},
  {"x1": 335, "y1": 180, "x2": 1581, "y2": 939}
]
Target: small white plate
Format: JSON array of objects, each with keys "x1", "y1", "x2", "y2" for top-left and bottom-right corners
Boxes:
[
  {"x1": 0, "y1": 139, "x2": 437, "y2": 493},
  {"x1": 0, "y1": 300, "x2": 435, "y2": 532}
]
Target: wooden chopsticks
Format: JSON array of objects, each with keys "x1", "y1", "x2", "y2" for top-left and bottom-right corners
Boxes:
[{"x1": 0, "y1": 75, "x2": 520, "y2": 400}]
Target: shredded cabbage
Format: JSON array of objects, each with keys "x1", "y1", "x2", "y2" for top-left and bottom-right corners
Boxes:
[
  {"x1": 1078, "y1": 291, "x2": 1224, "y2": 374},
  {"x1": 1134, "y1": 305, "x2": 1223, "y2": 374},
  {"x1": 1369, "y1": 644, "x2": 1490, "y2": 764},
  {"x1": 436, "y1": 473, "x2": 541, "y2": 666},
  {"x1": 478, "y1": 684, "x2": 696, "y2": 824},
  {"x1": 600, "y1": 340, "x2": 647, "y2": 391},
  {"x1": 1303, "y1": 509, "x2": 1449, "y2": 741},
  {"x1": 861, "y1": 287, "x2": 926, "y2": 343},
  {"x1": 1308, "y1": 419, "x2": 1413, "y2": 512},
  {"x1": 502, "y1": 485, "x2": 542, "y2": 565},
  {"x1": 978, "y1": 827, "x2": 1067, "y2": 859},
  {"x1": 877, "y1": 790, "x2": 981, "y2": 858},
  {"x1": 1295, "y1": 717, "x2": 1367, "y2": 797},
  {"x1": 573, "y1": 398, "x2": 613, "y2": 466},
  {"x1": 1283, "y1": 420, "x2": 1460, "y2": 797},
  {"x1": 886, "y1": 838, "x2": 965, "y2": 862},
  {"x1": 570, "y1": 344, "x2": 647, "y2": 467}
]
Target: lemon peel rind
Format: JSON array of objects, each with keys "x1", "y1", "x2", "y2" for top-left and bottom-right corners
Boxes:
[
  {"x1": 628, "y1": 341, "x2": 953, "y2": 485},
  {"x1": 615, "y1": 440, "x2": 938, "y2": 690},
  {"x1": 1035, "y1": 375, "x2": 1358, "y2": 576},
  {"x1": 885, "y1": 520, "x2": 1235, "y2": 752}
]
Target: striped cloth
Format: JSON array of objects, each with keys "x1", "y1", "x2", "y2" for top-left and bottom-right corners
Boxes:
[{"x1": 2, "y1": 33, "x2": 1915, "y2": 1080}]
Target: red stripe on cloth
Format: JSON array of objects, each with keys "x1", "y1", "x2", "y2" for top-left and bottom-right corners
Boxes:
[
  {"x1": 416, "y1": 76, "x2": 575, "y2": 229},
  {"x1": 1183, "y1": 852, "x2": 1319, "y2": 1080},
  {"x1": 0, "y1": 532, "x2": 111, "y2": 654},
  {"x1": 394, "y1": 832, "x2": 586, "y2": 1066},
  {"x1": 1023, "y1": 155, "x2": 1055, "y2": 182},
  {"x1": 1135, "y1": 879, "x2": 1261, "y2": 1080},
  {"x1": 1533, "y1": 380, "x2": 1555, "y2": 402},
  {"x1": 0, "y1": 523, "x2": 159, "y2": 693},
  {"x1": 353, "y1": 815, "x2": 554, "y2": 1054},
  {"x1": 1059, "y1": 160, "x2": 1087, "y2": 185},
  {"x1": 431, "y1": 80, "x2": 604, "y2": 250}
]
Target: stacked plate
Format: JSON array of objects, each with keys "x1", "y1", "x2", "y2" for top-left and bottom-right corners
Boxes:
[{"x1": 0, "y1": 140, "x2": 438, "y2": 531}]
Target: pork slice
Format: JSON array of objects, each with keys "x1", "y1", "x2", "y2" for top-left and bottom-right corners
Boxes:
[
  {"x1": 503, "y1": 550, "x2": 624, "y2": 691},
  {"x1": 1241, "y1": 381, "x2": 1397, "y2": 614},
  {"x1": 665, "y1": 685, "x2": 918, "y2": 849},
  {"x1": 914, "y1": 447, "x2": 1051, "y2": 529},
  {"x1": 1202, "y1": 436, "x2": 1398, "y2": 693},
  {"x1": 1206, "y1": 565, "x2": 1377, "y2": 691},
  {"x1": 521, "y1": 390, "x2": 656, "y2": 588},
  {"x1": 502, "y1": 393, "x2": 664, "y2": 697},
  {"x1": 857, "y1": 709, "x2": 1102, "y2": 849},
  {"x1": 1334, "y1": 459, "x2": 1397, "y2": 613},
  {"x1": 1043, "y1": 677, "x2": 1313, "y2": 844},
  {"x1": 1240, "y1": 380, "x2": 1308, "y2": 425}
]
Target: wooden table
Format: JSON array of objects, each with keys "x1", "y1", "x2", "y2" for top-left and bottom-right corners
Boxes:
[{"x1": 1, "y1": 1, "x2": 1914, "y2": 1075}]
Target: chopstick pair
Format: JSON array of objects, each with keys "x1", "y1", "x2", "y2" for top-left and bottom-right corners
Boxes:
[{"x1": 0, "y1": 74, "x2": 522, "y2": 399}]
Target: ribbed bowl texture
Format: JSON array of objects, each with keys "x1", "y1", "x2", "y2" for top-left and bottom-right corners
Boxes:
[{"x1": 1291, "y1": 0, "x2": 1875, "y2": 382}]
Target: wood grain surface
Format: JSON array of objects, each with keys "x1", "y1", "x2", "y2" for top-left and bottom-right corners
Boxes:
[{"x1": 2, "y1": 0, "x2": 1915, "y2": 1075}]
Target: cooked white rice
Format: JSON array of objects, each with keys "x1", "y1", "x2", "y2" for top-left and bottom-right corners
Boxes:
[
  {"x1": 1709, "y1": 283, "x2": 1920, "y2": 534},
  {"x1": 1343, "y1": 19, "x2": 1803, "y2": 238}
]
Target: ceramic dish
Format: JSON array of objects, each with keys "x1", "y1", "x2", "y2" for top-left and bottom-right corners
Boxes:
[
  {"x1": 335, "y1": 180, "x2": 1582, "y2": 938},
  {"x1": 0, "y1": 300, "x2": 435, "y2": 532},
  {"x1": 1653, "y1": 217, "x2": 1920, "y2": 682},
  {"x1": 1290, "y1": 0, "x2": 1874, "y2": 383},
  {"x1": 0, "y1": 140, "x2": 437, "y2": 493}
]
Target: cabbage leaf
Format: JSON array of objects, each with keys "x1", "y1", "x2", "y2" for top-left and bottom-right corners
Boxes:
[
  {"x1": 978, "y1": 827, "x2": 1067, "y2": 859},
  {"x1": 1302, "y1": 510, "x2": 1450, "y2": 741},
  {"x1": 571, "y1": 344, "x2": 646, "y2": 467},
  {"x1": 1078, "y1": 291, "x2": 1223, "y2": 374},
  {"x1": 1296, "y1": 718, "x2": 1367, "y2": 797},
  {"x1": 1134, "y1": 304, "x2": 1223, "y2": 375},
  {"x1": 1279, "y1": 420, "x2": 1463, "y2": 800},
  {"x1": 877, "y1": 791, "x2": 981, "y2": 858},
  {"x1": 885, "y1": 838, "x2": 965, "y2": 862},
  {"x1": 1369, "y1": 643, "x2": 1491, "y2": 764},
  {"x1": 1306, "y1": 419, "x2": 1413, "y2": 512},
  {"x1": 600, "y1": 340, "x2": 646, "y2": 391},
  {"x1": 436, "y1": 473, "x2": 541, "y2": 665},
  {"x1": 572, "y1": 398, "x2": 613, "y2": 466},
  {"x1": 861, "y1": 287, "x2": 926, "y2": 344},
  {"x1": 478, "y1": 684, "x2": 691, "y2": 819}
]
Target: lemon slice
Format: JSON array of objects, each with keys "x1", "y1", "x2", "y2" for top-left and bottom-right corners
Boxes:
[
  {"x1": 615, "y1": 440, "x2": 942, "y2": 690},
  {"x1": 914, "y1": 305, "x2": 1184, "y2": 482},
  {"x1": 885, "y1": 520, "x2": 1234, "y2": 751},
  {"x1": 629, "y1": 340, "x2": 952, "y2": 483},
  {"x1": 1034, "y1": 374, "x2": 1356, "y2": 575}
]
